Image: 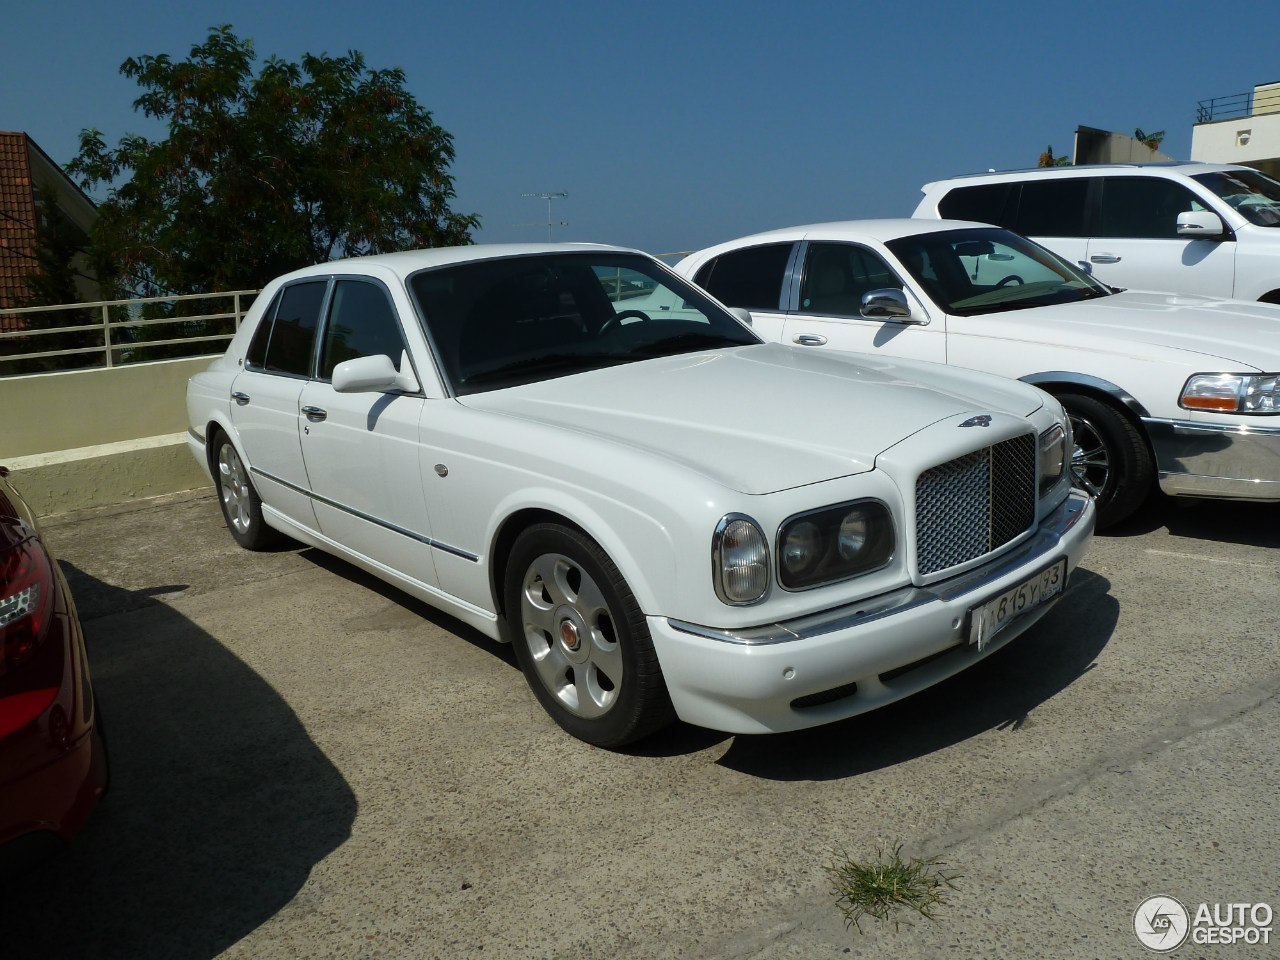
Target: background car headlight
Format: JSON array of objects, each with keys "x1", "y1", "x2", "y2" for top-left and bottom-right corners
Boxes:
[
  {"x1": 1181, "y1": 373, "x2": 1280, "y2": 414},
  {"x1": 1039, "y1": 423, "x2": 1067, "y2": 495},
  {"x1": 713, "y1": 515, "x2": 769, "y2": 604},
  {"x1": 776, "y1": 501, "x2": 893, "y2": 590}
]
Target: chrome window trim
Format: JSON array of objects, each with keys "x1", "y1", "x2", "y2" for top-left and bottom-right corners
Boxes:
[
  {"x1": 673, "y1": 491, "x2": 1088, "y2": 646},
  {"x1": 249, "y1": 466, "x2": 479, "y2": 562}
]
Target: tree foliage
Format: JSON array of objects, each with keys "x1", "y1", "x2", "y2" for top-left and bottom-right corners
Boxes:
[
  {"x1": 1038, "y1": 144, "x2": 1071, "y2": 167},
  {"x1": 69, "y1": 25, "x2": 479, "y2": 296},
  {"x1": 1134, "y1": 127, "x2": 1166, "y2": 151}
]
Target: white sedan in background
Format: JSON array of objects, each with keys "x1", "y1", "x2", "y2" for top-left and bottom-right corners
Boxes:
[
  {"x1": 677, "y1": 220, "x2": 1280, "y2": 528},
  {"x1": 187, "y1": 243, "x2": 1092, "y2": 747}
]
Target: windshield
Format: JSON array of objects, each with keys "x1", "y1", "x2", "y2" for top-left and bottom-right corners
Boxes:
[
  {"x1": 1191, "y1": 169, "x2": 1280, "y2": 227},
  {"x1": 407, "y1": 252, "x2": 760, "y2": 395},
  {"x1": 885, "y1": 227, "x2": 1111, "y2": 317}
]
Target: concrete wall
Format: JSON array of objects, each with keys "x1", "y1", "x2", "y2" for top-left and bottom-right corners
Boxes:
[
  {"x1": 1, "y1": 356, "x2": 214, "y2": 516},
  {"x1": 1192, "y1": 111, "x2": 1280, "y2": 177}
]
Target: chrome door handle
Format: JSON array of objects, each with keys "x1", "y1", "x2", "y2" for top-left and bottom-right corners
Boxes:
[
  {"x1": 1090, "y1": 254, "x2": 1121, "y2": 264},
  {"x1": 793, "y1": 334, "x2": 828, "y2": 346},
  {"x1": 231, "y1": 391, "x2": 250, "y2": 406},
  {"x1": 301, "y1": 405, "x2": 328, "y2": 422}
]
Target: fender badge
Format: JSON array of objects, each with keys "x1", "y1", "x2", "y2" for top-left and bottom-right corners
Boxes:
[{"x1": 959, "y1": 415, "x2": 993, "y2": 428}]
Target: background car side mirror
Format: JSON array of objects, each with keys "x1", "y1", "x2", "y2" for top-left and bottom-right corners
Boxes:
[
  {"x1": 727, "y1": 306, "x2": 753, "y2": 327},
  {"x1": 332, "y1": 352, "x2": 420, "y2": 394},
  {"x1": 1177, "y1": 210, "x2": 1226, "y2": 238},
  {"x1": 861, "y1": 288, "x2": 924, "y2": 324}
]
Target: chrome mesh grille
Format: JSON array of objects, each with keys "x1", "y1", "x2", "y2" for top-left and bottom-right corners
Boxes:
[{"x1": 915, "y1": 434, "x2": 1036, "y2": 576}]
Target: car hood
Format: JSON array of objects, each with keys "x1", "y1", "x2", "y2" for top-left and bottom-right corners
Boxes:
[
  {"x1": 1006, "y1": 292, "x2": 1280, "y2": 370},
  {"x1": 458, "y1": 343, "x2": 1043, "y2": 494}
]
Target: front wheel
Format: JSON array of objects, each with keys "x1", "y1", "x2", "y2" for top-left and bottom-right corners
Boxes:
[
  {"x1": 1059, "y1": 393, "x2": 1153, "y2": 529},
  {"x1": 504, "y1": 523, "x2": 674, "y2": 747}
]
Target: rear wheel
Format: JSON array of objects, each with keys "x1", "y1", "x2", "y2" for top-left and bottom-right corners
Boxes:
[
  {"x1": 1059, "y1": 392, "x2": 1153, "y2": 529},
  {"x1": 504, "y1": 523, "x2": 674, "y2": 748},
  {"x1": 212, "y1": 433, "x2": 280, "y2": 550}
]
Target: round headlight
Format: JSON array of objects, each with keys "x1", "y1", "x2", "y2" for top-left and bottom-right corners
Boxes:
[
  {"x1": 782, "y1": 521, "x2": 821, "y2": 576},
  {"x1": 714, "y1": 515, "x2": 769, "y2": 604},
  {"x1": 837, "y1": 511, "x2": 869, "y2": 560}
]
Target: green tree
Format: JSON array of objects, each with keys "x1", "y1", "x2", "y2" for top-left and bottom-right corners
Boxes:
[
  {"x1": 1038, "y1": 144, "x2": 1070, "y2": 167},
  {"x1": 1134, "y1": 128, "x2": 1166, "y2": 151},
  {"x1": 69, "y1": 25, "x2": 478, "y2": 297}
]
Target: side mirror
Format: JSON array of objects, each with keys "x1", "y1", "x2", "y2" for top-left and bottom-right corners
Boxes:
[
  {"x1": 728, "y1": 306, "x2": 753, "y2": 328},
  {"x1": 1177, "y1": 210, "x2": 1226, "y2": 238},
  {"x1": 332, "y1": 352, "x2": 420, "y2": 394},
  {"x1": 861, "y1": 288, "x2": 924, "y2": 324}
]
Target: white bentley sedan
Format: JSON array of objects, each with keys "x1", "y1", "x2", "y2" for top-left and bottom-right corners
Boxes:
[
  {"x1": 676, "y1": 221, "x2": 1280, "y2": 528},
  {"x1": 186, "y1": 244, "x2": 1094, "y2": 746}
]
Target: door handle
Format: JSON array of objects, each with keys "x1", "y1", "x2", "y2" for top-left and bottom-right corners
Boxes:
[
  {"x1": 1090, "y1": 254, "x2": 1122, "y2": 264},
  {"x1": 793, "y1": 334, "x2": 828, "y2": 346},
  {"x1": 301, "y1": 405, "x2": 328, "y2": 422},
  {"x1": 231, "y1": 391, "x2": 250, "y2": 406}
]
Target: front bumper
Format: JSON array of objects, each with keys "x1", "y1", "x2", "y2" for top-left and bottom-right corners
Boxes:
[
  {"x1": 1145, "y1": 418, "x2": 1280, "y2": 501},
  {"x1": 648, "y1": 491, "x2": 1095, "y2": 734}
]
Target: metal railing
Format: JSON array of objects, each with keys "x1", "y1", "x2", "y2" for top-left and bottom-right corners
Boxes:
[
  {"x1": 1197, "y1": 87, "x2": 1280, "y2": 124},
  {"x1": 0, "y1": 290, "x2": 258, "y2": 375}
]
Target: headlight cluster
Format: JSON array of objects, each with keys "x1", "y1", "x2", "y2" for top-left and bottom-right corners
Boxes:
[
  {"x1": 713, "y1": 502, "x2": 895, "y2": 603},
  {"x1": 1039, "y1": 423, "x2": 1068, "y2": 495},
  {"x1": 1181, "y1": 373, "x2": 1280, "y2": 414}
]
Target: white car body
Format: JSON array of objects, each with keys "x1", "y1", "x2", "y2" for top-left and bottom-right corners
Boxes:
[
  {"x1": 913, "y1": 162, "x2": 1280, "y2": 302},
  {"x1": 187, "y1": 243, "x2": 1093, "y2": 744},
  {"x1": 676, "y1": 220, "x2": 1280, "y2": 526}
]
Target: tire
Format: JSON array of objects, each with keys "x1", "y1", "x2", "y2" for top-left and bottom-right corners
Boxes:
[
  {"x1": 504, "y1": 523, "x2": 675, "y2": 748},
  {"x1": 1059, "y1": 392, "x2": 1153, "y2": 529},
  {"x1": 212, "y1": 433, "x2": 281, "y2": 550}
]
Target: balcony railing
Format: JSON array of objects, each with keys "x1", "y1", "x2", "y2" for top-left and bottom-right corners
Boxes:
[
  {"x1": 0, "y1": 290, "x2": 257, "y2": 376},
  {"x1": 1197, "y1": 88, "x2": 1280, "y2": 124}
]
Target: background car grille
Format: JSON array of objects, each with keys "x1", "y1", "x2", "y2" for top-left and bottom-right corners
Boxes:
[{"x1": 915, "y1": 434, "x2": 1036, "y2": 576}]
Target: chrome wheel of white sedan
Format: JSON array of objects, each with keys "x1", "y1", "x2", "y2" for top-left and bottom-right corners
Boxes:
[
  {"x1": 1059, "y1": 393, "x2": 1154, "y2": 530},
  {"x1": 505, "y1": 524, "x2": 673, "y2": 747},
  {"x1": 212, "y1": 434, "x2": 279, "y2": 550}
]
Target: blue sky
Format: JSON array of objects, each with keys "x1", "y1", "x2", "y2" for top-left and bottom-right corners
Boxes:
[{"x1": 3, "y1": 0, "x2": 1275, "y2": 256}]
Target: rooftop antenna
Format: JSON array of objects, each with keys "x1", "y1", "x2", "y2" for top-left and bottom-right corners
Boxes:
[{"x1": 520, "y1": 191, "x2": 569, "y2": 241}]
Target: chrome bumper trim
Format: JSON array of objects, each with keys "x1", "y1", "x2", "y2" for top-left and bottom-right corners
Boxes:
[
  {"x1": 1144, "y1": 417, "x2": 1280, "y2": 500},
  {"x1": 668, "y1": 491, "x2": 1091, "y2": 646}
]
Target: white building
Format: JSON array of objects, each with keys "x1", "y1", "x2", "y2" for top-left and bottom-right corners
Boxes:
[{"x1": 1191, "y1": 81, "x2": 1280, "y2": 179}]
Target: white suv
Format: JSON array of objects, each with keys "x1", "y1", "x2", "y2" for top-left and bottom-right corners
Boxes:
[{"x1": 914, "y1": 162, "x2": 1280, "y2": 302}]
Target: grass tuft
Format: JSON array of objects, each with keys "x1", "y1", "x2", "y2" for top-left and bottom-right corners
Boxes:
[{"x1": 827, "y1": 841, "x2": 961, "y2": 932}]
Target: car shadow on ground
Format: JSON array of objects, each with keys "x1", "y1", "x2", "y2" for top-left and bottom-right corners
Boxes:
[
  {"x1": 1106, "y1": 494, "x2": 1280, "y2": 548},
  {"x1": 711, "y1": 566, "x2": 1118, "y2": 781},
  {"x1": 0, "y1": 564, "x2": 357, "y2": 960}
]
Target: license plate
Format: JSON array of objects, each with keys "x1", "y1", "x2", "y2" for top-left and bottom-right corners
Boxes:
[{"x1": 967, "y1": 558, "x2": 1067, "y2": 651}]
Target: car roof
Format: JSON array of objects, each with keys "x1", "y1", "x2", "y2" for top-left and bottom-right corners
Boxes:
[
  {"x1": 921, "y1": 161, "x2": 1249, "y2": 191},
  {"x1": 272, "y1": 242, "x2": 646, "y2": 284},
  {"x1": 693, "y1": 218, "x2": 991, "y2": 255}
]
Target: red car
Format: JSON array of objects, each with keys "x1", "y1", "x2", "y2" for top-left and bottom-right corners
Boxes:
[{"x1": 0, "y1": 466, "x2": 107, "y2": 871}]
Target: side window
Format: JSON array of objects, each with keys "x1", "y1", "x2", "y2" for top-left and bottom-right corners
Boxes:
[
  {"x1": 694, "y1": 243, "x2": 791, "y2": 310},
  {"x1": 243, "y1": 292, "x2": 281, "y2": 370},
  {"x1": 800, "y1": 243, "x2": 903, "y2": 315},
  {"x1": 1012, "y1": 179, "x2": 1090, "y2": 237},
  {"x1": 319, "y1": 280, "x2": 407, "y2": 380},
  {"x1": 264, "y1": 281, "x2": 326, "y2": 377},
  {"x1": 938, "y1": 183, "x2": 1015, "y2": 226},
  {"x1": 1100, "y1": 177, "x2": 1200, "y2": 239}
]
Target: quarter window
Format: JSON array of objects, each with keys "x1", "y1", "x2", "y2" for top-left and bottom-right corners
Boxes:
[
  {"x1": 244, "y1": 292, "x2": 280, "y2": 370},
  {"x1": 319, "y1": 280, "x2": 407, "y2": 380},
  {"x1": 263, "y1": 281, "x2": 326, "y2": 377},
  {"x1": 694, "y1": 243, "x2": 791, "y2": 310}
]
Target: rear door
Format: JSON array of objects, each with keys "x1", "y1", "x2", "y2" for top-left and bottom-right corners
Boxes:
[{"x1": 691, "y1": 242, "x2": 793, "y2": 342}]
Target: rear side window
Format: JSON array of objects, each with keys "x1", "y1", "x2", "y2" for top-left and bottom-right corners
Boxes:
[
  {"x1": 1099, "y1": 177, "x2": 1202, "y2": 239},
  {"x1": 694, "y1": 243, "x2": 792, "y2": 310},
  {"x1": 1011, "y1": 179, "x2": 1089, "y2": 237},
  {"x1": 937, "y1": 183, "x2": 1015, "y2": 225},
  {"x1": 244, "y1": 292, "x2": 280, "y2": 369},
  {"x1": 264, "y1": 281, "x2": 327, "y2": 377},
  {"x1": 319, "y1": 280, "x2": 407, "y2": 380}
]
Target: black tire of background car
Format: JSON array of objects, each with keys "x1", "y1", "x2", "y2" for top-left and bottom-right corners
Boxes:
[
  {"x1": 212, "y1": 433, "x2": 283, "y2": 551},
  {"x1": 1059, "y1": 392, "x2": 1154, "y2": 530},
  {"x1": 503, "y1": 523, "x2": 675, "y2": 748}
]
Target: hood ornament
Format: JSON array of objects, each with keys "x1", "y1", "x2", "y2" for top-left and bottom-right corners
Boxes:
[{"x1": 959, "y1": 415, "x2": 993, "y2": 428}]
